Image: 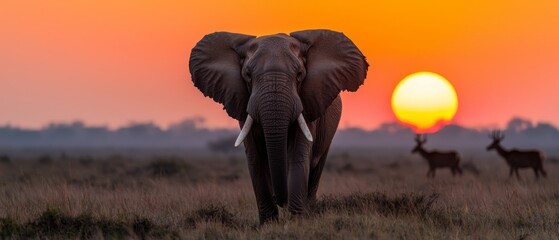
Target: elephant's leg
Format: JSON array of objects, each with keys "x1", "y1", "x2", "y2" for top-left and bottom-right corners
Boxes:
[
  {"x1": 287, "y1": 160, "x2": 309, "y2": 214},
  {"x1": 287, "y1": 97, "x2": 341, "y2": 213},
  {"x1": 307, "y1": 96, "x2": 341, "y2": 201},
  {"x1": 247, "y1": 160, "x2": 278, "y2": 224},
  {"x1": 286, "y1": 126, "x2": 312, "y2": 215},
  {"x1": 308, "y1": 149, "x2": 329, "y2": 202},
  {"x1": 244, "y1": 128, "x2": 278, "y2": 224},
  {"x1": 284, "y1": 96, "x2": 341, "y2": 214}
]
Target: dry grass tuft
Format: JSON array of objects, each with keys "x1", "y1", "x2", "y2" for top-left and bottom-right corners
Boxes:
[
  {"x1": 188, "y1": 203, "x2": 242, "y2": 229},
  {"x1": 309, "y1": 192, "x2": 438, "y2": 217}
]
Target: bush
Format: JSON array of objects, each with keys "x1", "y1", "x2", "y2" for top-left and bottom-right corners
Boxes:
[
  {"x1": 78, "y1": 156, "x2": 94, "y2": 166},
  {"x1": 23, "y1": 208, "x2": 99, "y2": 238},
  {"x1": 0, "y1": 209, "x2": 179, "y2": 239},
  {"x1": 132, "y1": 218, "x2": 154, "y2": 239},
  {"x1": 0, "y1": 218, "x2": 19, "y2": 238},
  {"x1": 37, "y1": 155, "x2": 53, "y2": 165},
  {"x1": 148, "y1": 157, "x2": 190, "y2": 177},
  {"x1": 0, "y1": 155, "x2": 11, "y2": 164}
]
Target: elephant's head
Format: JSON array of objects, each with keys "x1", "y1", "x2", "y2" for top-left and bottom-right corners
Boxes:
[{"x1": 189, "y1": 30, "x2": 368, "y2": 205}]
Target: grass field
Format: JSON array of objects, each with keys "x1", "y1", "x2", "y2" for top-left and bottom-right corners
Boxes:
[{"x1": 0, "y1": 150, "x2": 558, "y2": 239}]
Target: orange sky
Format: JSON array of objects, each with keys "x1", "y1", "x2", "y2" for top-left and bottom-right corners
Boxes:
[{"x1": 1, "y1": 0, "x2": 558, "y2": 130}]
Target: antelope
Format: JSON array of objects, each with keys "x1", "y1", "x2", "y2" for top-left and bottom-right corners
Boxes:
[
  {"x1": 486, "y1": 130, "x2": 547, "y2": 179},
  {"x1": 412, "y1": 134, "x2": 462, "y2": 178}
]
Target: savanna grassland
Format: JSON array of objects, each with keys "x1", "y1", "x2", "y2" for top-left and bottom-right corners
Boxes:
[{"x1": 0, "y1": 149, "x2": 558, "y2": 239}]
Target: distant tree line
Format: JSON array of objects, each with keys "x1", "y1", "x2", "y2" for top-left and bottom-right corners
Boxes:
[{"x1": 0, "y1": 117, "x2": 557, "y2": 150}]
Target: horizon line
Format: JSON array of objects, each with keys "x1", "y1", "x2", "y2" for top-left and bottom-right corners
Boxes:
[{"x1": 1, "y1": 116, "x2": 556, "y2": 132}]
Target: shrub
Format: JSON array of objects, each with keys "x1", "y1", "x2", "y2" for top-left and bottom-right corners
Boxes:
[
  {"x1": 148, "y1": 157, "x2": 190, "y2": 177},
  {"x1": 0, "y1": 155, "x2": 11, "y2": 164},
  {"x1": 0, "y1": 209, "x2": 181, "y2": 239},
  {"x1": 37, "y1": 155, "x2": 53, "y2": 165},
  {"x1": 0, "y1": 218, "x2": 19, "y2": 238},
  {"x1": 23, "y1": 208, "x2": 98, "y2": 238}
]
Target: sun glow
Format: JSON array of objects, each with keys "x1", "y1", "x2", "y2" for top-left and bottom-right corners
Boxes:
[{"x1": 391, "y1": 72, "x2": 458, "y2": 133}]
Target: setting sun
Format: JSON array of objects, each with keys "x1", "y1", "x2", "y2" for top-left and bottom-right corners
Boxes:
[{"x1": 391, "y1": 72, "x2": 458, "y2": 133}]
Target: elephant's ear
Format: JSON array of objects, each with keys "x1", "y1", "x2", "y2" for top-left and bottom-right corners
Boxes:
[
  {"x1": 290, "y1": 30, "x2": 369, "y2": 121},
  {"x1": 189, "y1": 32, "x2": 256, "y2": 121}
]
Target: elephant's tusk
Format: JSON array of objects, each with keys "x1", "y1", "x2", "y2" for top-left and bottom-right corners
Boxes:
[
  {"x1": 298, "y1": 114, "x2": 313, "y2": 142},
  {"x1": 234, "y1": 115, "x2": 254, "y2": 147}
]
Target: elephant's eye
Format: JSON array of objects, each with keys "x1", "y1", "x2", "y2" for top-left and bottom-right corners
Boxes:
[
  {"x1": 244, "y1": 70, "x2": 252, "y2": 82},
  {"x1": 296, "y1": 70, "x2": 305, "y2": 82}
]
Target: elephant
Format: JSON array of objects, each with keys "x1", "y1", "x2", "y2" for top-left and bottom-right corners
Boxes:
[{"x1": 189, "y1": 29, "x2": 368, "y2": 224}]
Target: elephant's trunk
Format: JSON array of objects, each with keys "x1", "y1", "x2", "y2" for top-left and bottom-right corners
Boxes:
[
  {"x1": 262, "y1": 116, "x2": 290, "y2": 206},
  {"x1": 248, "y1": 74, "x2": 303, "y2": 207}
]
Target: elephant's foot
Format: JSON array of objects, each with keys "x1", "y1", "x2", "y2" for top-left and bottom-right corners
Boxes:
[
  {"x1": 287, "y1": 200, "x2": 306, "y2": 215},
  {"x1": 273, "y1": 195, "x2": 287, "y2": 208},
  {"x1": 307, "y1": 193, "x2": 318, "y2": 203},
  {"x1": 259, "y1": 207, "x2": 279, "y2": 225}
]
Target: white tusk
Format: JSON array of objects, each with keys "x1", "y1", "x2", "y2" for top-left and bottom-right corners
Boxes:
[
  {"x1": 297, "y1": 114, "x2": 313, "y2": 142},
  {"x1": 234, "y1": 115, "x2": 254, "y2": 147}
]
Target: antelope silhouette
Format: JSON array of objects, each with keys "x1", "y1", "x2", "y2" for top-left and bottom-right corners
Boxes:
[
  {"x1": 411, "y1": 134, "x2": 462, "y2": 178},
  {"x1": 486, "y1": 130, "x2": 547, "y2": 179}
]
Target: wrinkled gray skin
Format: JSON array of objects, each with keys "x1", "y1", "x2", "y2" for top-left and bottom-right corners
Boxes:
[{"x1": 189, "y1": 30, "x2": 368, "y2": 224}]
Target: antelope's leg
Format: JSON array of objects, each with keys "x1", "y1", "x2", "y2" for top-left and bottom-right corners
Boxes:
[
  {"x1": 540, "y1": 166, "x2": 547, "y2": 177},
  {"x1": 533, "y1": 167, "x2": 540, "y2": 179}
]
